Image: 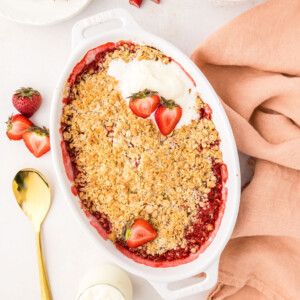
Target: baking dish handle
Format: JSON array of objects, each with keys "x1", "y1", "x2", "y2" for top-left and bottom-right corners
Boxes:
[
  {"x1": 149, "y1": 259, "x2": 219, "y2": 300},
  {"x1": 72, "y1": 8, "x2": 142, "y2": 50}
]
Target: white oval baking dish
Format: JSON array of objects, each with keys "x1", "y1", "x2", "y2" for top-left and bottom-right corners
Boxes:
[{"x1": 50, "y1": 8, "x2": 241, "y2": 300}]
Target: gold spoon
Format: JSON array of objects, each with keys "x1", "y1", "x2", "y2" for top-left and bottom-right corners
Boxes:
[{"x1": 12, "y1": 168, "x2": 52, "y2": 300}]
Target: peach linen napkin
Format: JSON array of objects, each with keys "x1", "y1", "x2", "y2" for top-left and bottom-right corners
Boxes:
[{"x1": 191, "y1": 0, "x2": 300, "y2": 299}]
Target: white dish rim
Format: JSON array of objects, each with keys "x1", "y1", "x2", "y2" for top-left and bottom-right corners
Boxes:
[
  {"x1": 0, "y1": 0, "x2": 91, "y2": 26},
  {"x1": 50, "y1": 8, "x2": 241, "y2": 299}
]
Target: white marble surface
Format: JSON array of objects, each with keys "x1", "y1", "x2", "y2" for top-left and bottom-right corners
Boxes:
[{"x1": 0, "y1": 1, "x2": 259, "y2": 299}]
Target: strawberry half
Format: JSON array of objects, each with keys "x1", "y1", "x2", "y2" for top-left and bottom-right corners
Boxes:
[
  {"x1": 152, "y1": 0, "x2": 160, "y2": 3},
  {"x1": 155, "y1": 97, "x2": 182, "y2": 135},
  {"x1": 129, "y1": 89, "x2": 160, "y2": 118},
  {"x1": 124, "y1": 219, "x2": 157, "y2": 248},
  {"x1": 129, "y1": 0, "x2": 143, "y2": 7},
  {"x1": 23, "y1": 126, "x2": 50, "y2": 158},
  {"x1": 12, "y1": 87, "x2": 42, "y2": 118},
  {"x1": 6, "y1": 114, "x2": 33, "y2": 140}
]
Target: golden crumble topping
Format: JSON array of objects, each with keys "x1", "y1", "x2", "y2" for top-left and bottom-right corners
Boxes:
[{"x1": 61, "y1": 43, "x2": 223, "y2": 256}]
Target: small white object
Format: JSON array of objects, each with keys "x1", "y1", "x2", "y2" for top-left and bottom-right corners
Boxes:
[
  {"x1": 108, "y1": 58, "x2": 199, "y2": 129},
  {"x1": 0, "y1": 0, "x2": 91, "y2": 26},
  {"x1": 79, "y1": 285, "x2": 125, "y2": 300},
  {"x1": 78, "y1": 264, "x2": 133, "y2": 300}
]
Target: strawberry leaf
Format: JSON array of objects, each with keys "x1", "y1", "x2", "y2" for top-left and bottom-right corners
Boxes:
[
  {"x1": 160, "y1": 97, "x2": 181, "y2": 110},
  {"x1": 122, "y1": 219, "x2": 134, "y2": 243},
  {"x1": 26, "y1": 126, "x2": 49, "y2": 136},
  {"x1": 125, "y1": 229, "x2": 132, "y2": 241},
  {"x1": 129, "y1": 89, "x2": 158, "y2": 102},
  {"x1": 5, "y1": 114, "x2": 13, "y2": 132},
  {"x1": 15, "y1": 87, "x2": 40, "y2": 100}
]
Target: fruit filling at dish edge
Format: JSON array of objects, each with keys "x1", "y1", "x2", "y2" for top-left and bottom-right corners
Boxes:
[{"x1": 61, "y1": 42, "x2": 228, "y2": 265}]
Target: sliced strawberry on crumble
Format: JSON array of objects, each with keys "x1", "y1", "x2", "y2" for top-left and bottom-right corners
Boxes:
[
  {"x1": 129, "y1": 89, "x2": 160, "y2": 118},
  {"x1": 155, "y1": 97, "x2": 182, "y2": 135},
  {"x1": 125, "y1": 219, "x2": 157, "y2": 248}
]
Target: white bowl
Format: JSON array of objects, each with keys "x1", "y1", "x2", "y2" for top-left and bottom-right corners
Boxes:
[
  {"x1": 50, "y1": 9, "x2": 241, "y2": 300},
  {"x1": 0, "y1": 0, "x2": 91, "y2": 26}
]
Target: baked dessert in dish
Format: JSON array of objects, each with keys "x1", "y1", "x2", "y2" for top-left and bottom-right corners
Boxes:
[{"x1": 60, "y1": 41, "x2": 228, "y2": 267}]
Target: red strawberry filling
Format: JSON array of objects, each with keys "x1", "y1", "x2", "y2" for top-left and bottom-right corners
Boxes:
[
  {"x1": 200, "y1": 104, "x2": 213, "y2": 119},
  {"x1": 115, "y1": 161, "x2": 226, "y2": 263}
]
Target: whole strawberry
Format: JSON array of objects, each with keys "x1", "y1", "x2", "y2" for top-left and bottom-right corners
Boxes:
[{"x1": 12, "y1": 87, "x2": 42, "y2": 118}]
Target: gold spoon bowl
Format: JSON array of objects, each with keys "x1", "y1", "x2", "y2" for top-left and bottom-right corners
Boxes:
[{"x1": 13, "y1": 168, "x2": 52, "y2": 300}]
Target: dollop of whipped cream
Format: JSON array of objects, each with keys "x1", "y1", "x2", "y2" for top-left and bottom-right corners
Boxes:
[
  {"x1": 107, "y1": 58, "x2": 199, "y2": 129},
  {"x1": 79, "y1": 284, "x2": 125, "y2": 300}
]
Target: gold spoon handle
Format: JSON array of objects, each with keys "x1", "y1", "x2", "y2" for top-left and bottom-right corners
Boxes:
[{"x1": 35, "y1": 230, "x2": 52, "y2": 300}]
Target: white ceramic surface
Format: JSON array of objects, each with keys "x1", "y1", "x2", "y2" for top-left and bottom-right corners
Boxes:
[
  {"x1": 50, "y1": 8, "x2": 241, "y2": 300},
  {"x1": 0, "y1": 0, "x2": 91, "y2": 26},
  {"x1": 209, "y1": 0, "x2": 251, "y2": 6}
]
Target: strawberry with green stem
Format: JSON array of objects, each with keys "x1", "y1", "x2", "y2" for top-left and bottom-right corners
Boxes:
[
  {"x1": 155, "y1": 97, "x2": 182, "y2": 136},
  {"x1": 23, "y1": 126, "x2": 50, "y2": 158},
  {"x1": 6, "y1": 114, "x2": 33, "y2": 140},
  {"x1": 129, "y1": 89, "x2": 160, "y2": 118},
  {"x1": 12, "y1": 87, "x2": 42, "y2": 118},
  {"x1": 124, "y1": 219, "x2": 157, "y2": 248}
]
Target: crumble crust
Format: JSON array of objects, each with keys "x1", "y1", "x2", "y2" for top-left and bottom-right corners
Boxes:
[{"x1": 61, "y1": 44, "x2": 222, "y2": 256}]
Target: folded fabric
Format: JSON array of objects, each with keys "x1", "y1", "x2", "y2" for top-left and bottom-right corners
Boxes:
[{"x1": 191, "y1": 0, "x2": 300, "y2": 299}]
